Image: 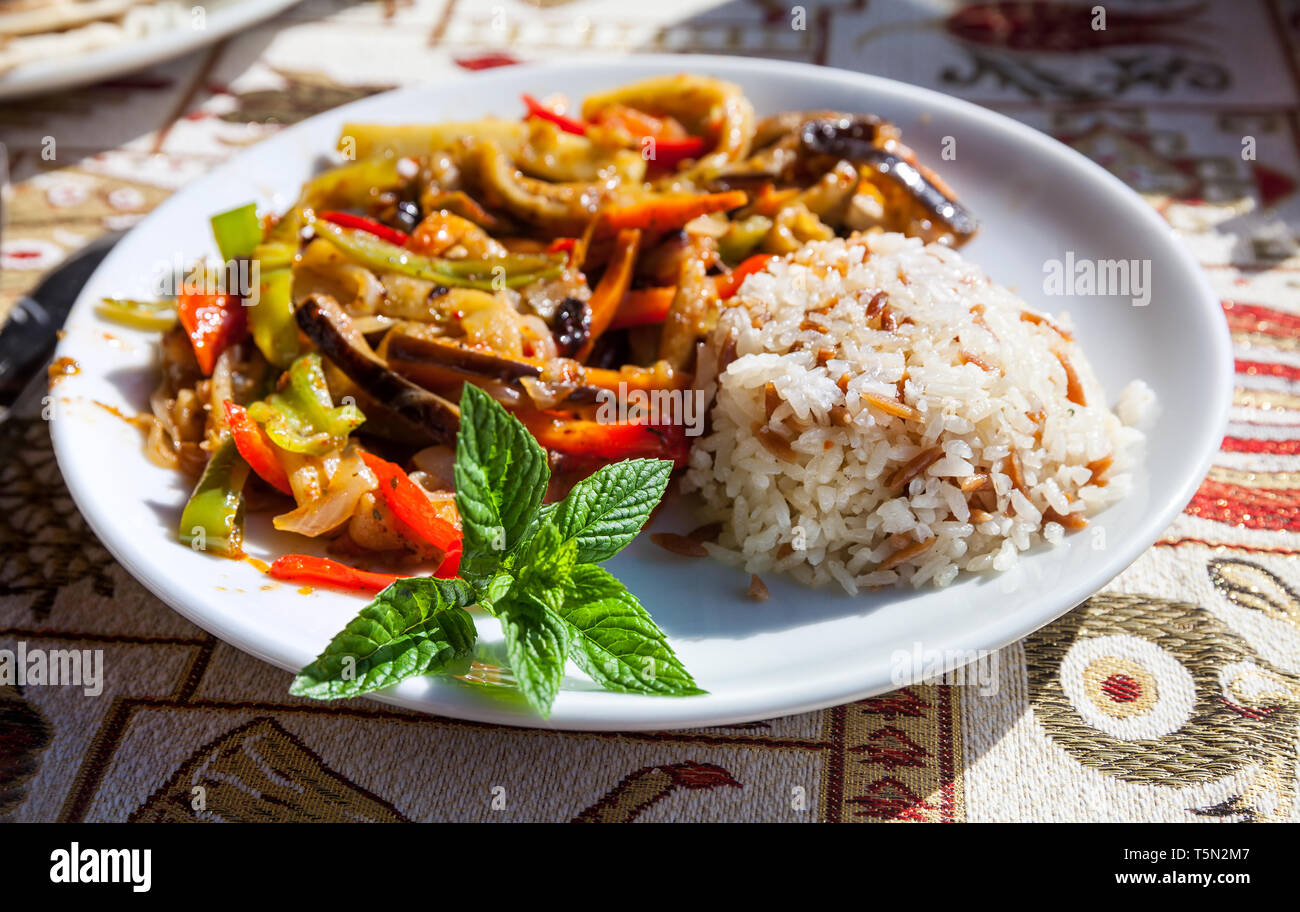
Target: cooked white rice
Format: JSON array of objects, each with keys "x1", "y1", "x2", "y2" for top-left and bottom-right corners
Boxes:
[{"x1": 684, "y1": 233, "x2": 1153, "y2": 593}]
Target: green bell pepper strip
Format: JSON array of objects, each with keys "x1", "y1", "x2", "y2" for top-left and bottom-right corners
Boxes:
[
  {"x1": 210, "y1": 202, "x2": 263, "y2": 263},
  {"x1": 247, "y1": 268, "x2": 299, "y2": 368},
  {"x1": 301, "y1": 156, "x2": 407, "y2": 211},
  {"x1": 95, "y1": 298, "x2": 177, "y2": 331},
  {"x1": 717, "y1": 214, "x2": 773, "y2": 266},
  {"x1": 236, "y1": 206, "x2": 303, "y2": 366},
  {"x1": 253, "y1": 207, "x2": 303, "y2": 271},
  {"x1": 178, "y1": 436, "x2": 250, "y2": 557},
  {"x1": 246, "y1": 352, "x2": 365, "y2": 456},
  {"x1": 307, "y1": 216, "x2": 565, "y2": 290},
  {"x1": 254, "y1": 156, "x2": 405, "y2": 268}
]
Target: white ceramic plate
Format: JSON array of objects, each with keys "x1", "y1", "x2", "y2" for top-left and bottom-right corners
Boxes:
[
  {"x1": 0, "y1": 0, "x2": 300, "y2": 101},
  {"x1": 49, "y1": 56, "x2": 1231, "y2": 730}
]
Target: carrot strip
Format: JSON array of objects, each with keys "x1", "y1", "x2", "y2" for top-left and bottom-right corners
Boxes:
[
  {"x1": 611, "y1": 260, "x2": 819, "y2": 331},
  {"x1": 610, "y1": 286, "x2": 676, "y2": 330},
  {"x1": 222, "y1": 400, "x2": 292, "y2": 495},
  {"x1": 575, "y1": 228, "x2": 639, "y2": 362},
  {"x1": 750, "y1": 183, "x2": 800, "y2": 217},
  {"x1": 600, "y1": 190, "x2": 747, "y2": 235}
]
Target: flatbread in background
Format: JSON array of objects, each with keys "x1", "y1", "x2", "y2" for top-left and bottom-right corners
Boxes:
[
  {"x1": 0, "y1": 0, "x2": 155, "y2": 38},
  {"x1": 0, "y1": 0, "x2": 218, "y2": 76}
]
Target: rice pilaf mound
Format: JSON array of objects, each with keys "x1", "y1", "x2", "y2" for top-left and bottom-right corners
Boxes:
[{"x1": 685, "y1": 232, "x2": 1153, "y2": 592}]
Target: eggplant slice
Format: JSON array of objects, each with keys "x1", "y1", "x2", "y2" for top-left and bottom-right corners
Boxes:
[
  {"x1": 800, "y1": 114, "x2": 977, "y2": 245},
  {"x1": 295, "y1": 294, "x2": 460, "y2": 444},
  {"x1": 385, "y1": 331, "x2": 603, "y2": 407}
]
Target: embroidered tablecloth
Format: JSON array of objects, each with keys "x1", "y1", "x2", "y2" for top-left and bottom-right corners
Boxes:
[{"x1": 2, "y1": 0, "x2": 1298, "y2": 822}]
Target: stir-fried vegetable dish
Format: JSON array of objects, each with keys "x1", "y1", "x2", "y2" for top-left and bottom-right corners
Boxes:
[{"x1": 116, "y1": 74, "x2": 976, "y2": 589}]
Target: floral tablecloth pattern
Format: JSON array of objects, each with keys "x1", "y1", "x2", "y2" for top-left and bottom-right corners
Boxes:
[{"x1": 2, "y1": 0, "x2": 1298, "y2": 822}]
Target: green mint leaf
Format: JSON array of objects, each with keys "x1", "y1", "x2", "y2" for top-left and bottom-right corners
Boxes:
[
  {"x1": 496, "y1": 587, "x2": 570, "y2": 718},
  {"x1": 516, "y1": 521, "x2": 578, "y2": 592},
  {"x1": 453, "y1": 384, "x2": 549, "y2": 582},
  {"x1": 557, "y1": 564, "x2": 704, "y2": 696},
  {"x1": 290, "y1": 577, "x2": 477, "y2": 699},
  {"x1": 513, "y1": 502, "x2": 557, "y2": 557},
  {"x1": 476, "y1": 568, "x2": 515, "y2": 617},
  {"x1": 549, "y1": 459, "x2": 672, "y2": 563}
]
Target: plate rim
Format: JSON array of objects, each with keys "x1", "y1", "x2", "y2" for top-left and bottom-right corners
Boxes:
[{"x1": 48, "y1": 54, "x2": 1233, "y2": 731}]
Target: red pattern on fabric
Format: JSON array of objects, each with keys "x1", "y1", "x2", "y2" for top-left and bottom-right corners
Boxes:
[
  {"x1": 1186, "y1": 479, "x2": 1300, "y2": 531},
  {"x1": 848, "y1": 777, "x2": 929, "y2": 820},
  {"x1": 851, "y1": 726, "x2": 927, "y2": 769},
  {"x1": 1101, "y1": 674, "x2": 1142, "y2": 703},
  {"x1": 1221, "y1": 436, "x2": 1300, "y2": 455},
  {"x1": 1222, "y1": 300, "x2": 1300, "y2": 337},
  {"x1": 453, "y1": 53, "x2": 523, "y2": 71},
  {"x1": 856, "y1": 690, "x2": 930, "y2": 718},
  {"x1": 1236, "y1": 359, "x2": 1300, "y2": 381}
]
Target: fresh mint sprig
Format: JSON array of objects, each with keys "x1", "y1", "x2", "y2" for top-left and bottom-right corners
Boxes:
[
  {"x1": 453, "y1": 385, "x2": 549, "y2": 585},
  {"x1": 291, "y1": 384, "x2": 703, "y2": 716},
  {"x1": 289, "y1": 577, "x2": 477, "y2": 700}
]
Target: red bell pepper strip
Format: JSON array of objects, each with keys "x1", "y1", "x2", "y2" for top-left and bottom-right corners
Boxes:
[
  {"x1": 591, "y1": 104, "x2": 669, "y2": 138},
  {"x1": 522, "y1": 94, "x2": 589, "y2": 135},
  {"x1": 176, "y1": 284, "x2": 246, "y2": 376},
  {"x1": 318, "y1": 210, "x2": 409, "y2": 247},
  {"x1": 358, "y1": 452, "x2": 463, "y2": 560},
  {"x1": 222, "y1": 400, "x2": 293, "y2": 496},
  {"x1": 521, "y1": 412, "x2": 690, "y2": 466},
  {"x1": 434, "y1": 544, "x2": 461, "y2": 579},
  {"x1": 644, "y1": 135, "x2": 707, "y2": 171},
  {"x1": 523, "y1": 96, "x2": 708, "y2": 172},
  {"x1": 269, "y1": 554, "x2": 404, "y2": 594},
  {"x1": 589, "y1": 105, "x2": 708, "y2": 172},
  {"x1": 715, "y1": 253, "x2": 774, "y2": 300},
  {"x1": 545, "y1": 236, "x2": 578, "y2": 267}
]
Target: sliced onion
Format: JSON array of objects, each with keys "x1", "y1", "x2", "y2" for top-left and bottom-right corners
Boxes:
[
  {"x1": 147, "y1": 387, "x2": 180, "y2": 468},
  {"x1": 519, "y1": 375, "x2": 577, "y2": 410},
  {"x1": 208, "y1": 347, "x2": 236, "y2": 433},
  {"x1": 144, "y1": 414, "x2": 179, "y2": 470},
  {"x1": 273, "y1": 451, "x2": 376, "y2": 537},
  {"x1": 411, "y1": 445, "x2": 456, "y2": 490},
  {"x1": 350, "y1": 314, "x2": 399, "y2": 335}
]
